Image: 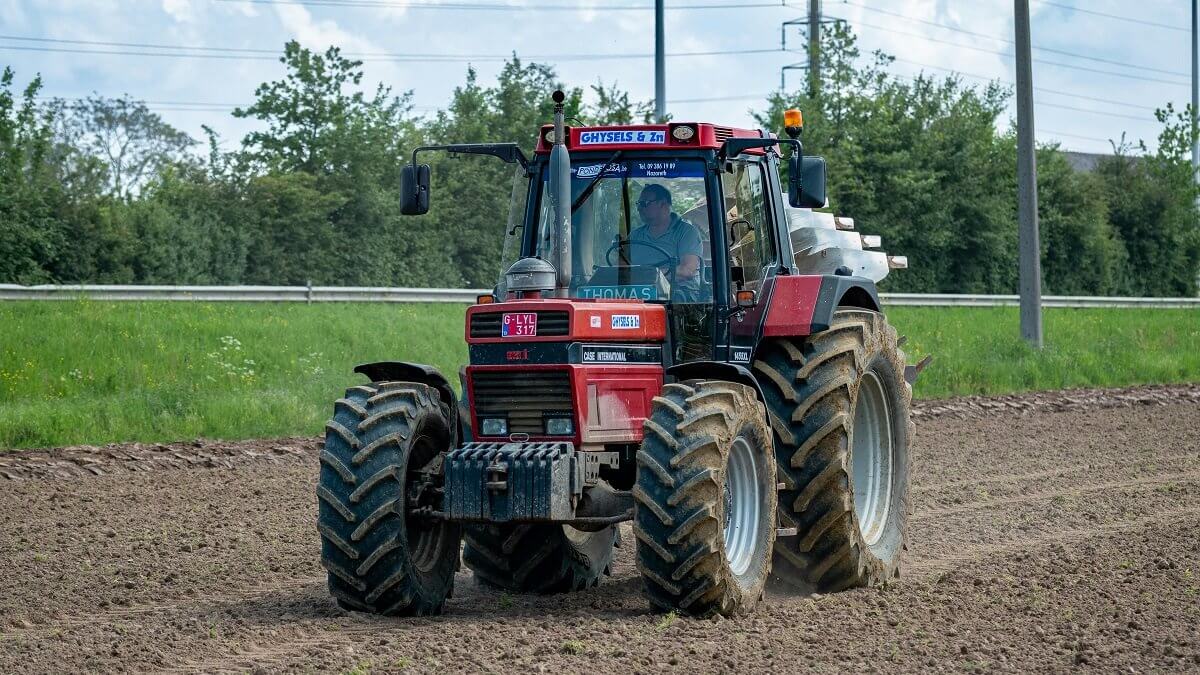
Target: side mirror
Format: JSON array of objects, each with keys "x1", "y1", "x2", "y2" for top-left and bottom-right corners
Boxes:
[
  {"x1": 400, "y1": 163, "x2": 431, "y2": 215},
  {"x1": 735, "y1": 289, "x2": 758, "y2": 309},
  {"x1": 789, "y1": 155, "x2": 826, "y2": 209}
]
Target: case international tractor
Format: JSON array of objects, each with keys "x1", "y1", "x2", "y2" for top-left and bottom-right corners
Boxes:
[{"x1": 317, "y1": 91, "x2": 920, "y2": 618}]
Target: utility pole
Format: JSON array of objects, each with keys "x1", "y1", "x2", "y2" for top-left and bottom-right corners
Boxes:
[
  {"x1": 655, "y1": 0, "x2": 666, "y2": 122},
  {"x1": 807, "y1": 0, "x2": 821, "y2": 98},
  {"x1": 1014, "y1": 0, "x2": 1043, "y2": 347},
  {"x1": 1192, "y1": 0, "x2": 1197, "y2": 184}
]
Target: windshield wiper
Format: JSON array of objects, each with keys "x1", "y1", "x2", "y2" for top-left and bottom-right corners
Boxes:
[{"x1": 570, "y1": 150, "x2": 623, "y2": 213}]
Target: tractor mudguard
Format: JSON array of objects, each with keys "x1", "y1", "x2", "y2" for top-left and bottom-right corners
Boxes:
[
  {"x1": 759, "y1": 274, "x2": 881, "y2": 338},
  {"x1": 810, "y1": 275, "x2": 880, "y2": 332},
  {"x1": 353, "y1": 361, "x2": 460, "y2": 444},
  {"x1": 665, "y1": 361, "x2": 767, "y2": 404}
]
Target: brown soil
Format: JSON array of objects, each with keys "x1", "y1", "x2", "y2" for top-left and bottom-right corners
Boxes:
[{"x1": 1, "y1": 384, "x2": 1198, "y2": 673}]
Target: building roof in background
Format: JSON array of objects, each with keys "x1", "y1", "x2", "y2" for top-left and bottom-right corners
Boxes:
[{"x1": 1063, "y1": 151, "x2": 1110, "y2": 173}]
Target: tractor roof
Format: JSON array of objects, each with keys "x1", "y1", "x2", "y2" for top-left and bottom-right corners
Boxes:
[{"x1": 533, "y1": 123, "x2": 774, "y2": 155}]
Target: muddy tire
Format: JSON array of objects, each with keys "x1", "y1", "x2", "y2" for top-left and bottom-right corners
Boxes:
[
  {"x1": 752, "y1": 308, "x2": 913, "y2": 592},
  {"x1": 462, "y1": 524, "x2": 617, "y2": 593},
  {"x1": 317, "y1": 381, "x2": 462, "y2": 616},
  {"x1": 633, "y1": 381, "x2": 777, "y2": 617}
]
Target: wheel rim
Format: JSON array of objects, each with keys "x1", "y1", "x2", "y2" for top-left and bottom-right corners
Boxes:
[
  {"x1": 723, "y1": 434, "x2": 761, "y2": 577},
  {"x1": 851, "y1": 371, "x2": 894, "y2": 546}
]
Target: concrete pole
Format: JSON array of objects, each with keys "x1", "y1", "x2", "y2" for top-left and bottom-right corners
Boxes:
[
  {"x1": 808, "y1": 0, "x2": 820, "y2": 98},
  {"x1": 655, "y1": 0, "x2": 666, "y2": 122},
  {"x1": 1192, "y1": 0, "x2": 1198, "y2": 177},
  {"x1": 1014, "y1": 0, "x2": 1043, "y2": 347}
]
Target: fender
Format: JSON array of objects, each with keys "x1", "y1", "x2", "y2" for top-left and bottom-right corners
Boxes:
[
  {"x1": 759, "y1": 274, "x2": 881, "y2": 338},
  {"x1": 810, "y1": 275, "x2": 880, "y2": 332},
  {"x1": 353, "y1": 361, "x2": 460, "y2": 445},
  {"x1": 665, "y1": 361, "x2": 767, "y2": 404}
]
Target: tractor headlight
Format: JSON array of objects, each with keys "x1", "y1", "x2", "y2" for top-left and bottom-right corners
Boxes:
[
  {"x1": 671, "y1": 124, "x2": 696, "y2": 141},
  {"x1": 544, "y1": 417, "x2": 574, "y2": 436},
  {"x1": 481, "y1": 418, "x2": 508, "y2": 436}
]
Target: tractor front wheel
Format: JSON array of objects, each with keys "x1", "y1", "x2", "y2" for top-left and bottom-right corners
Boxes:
[
  {"x1": 317, "y1": 381, "x2": 462, "y2": 616},
  {"x1": 463, "y1": 524, "x2": 617, "y2": 593},
  {"x1": 633, "y1": 380, "x2": 777, "y2": 617}
]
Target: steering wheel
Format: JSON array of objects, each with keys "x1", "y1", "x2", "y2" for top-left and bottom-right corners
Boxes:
[{"x1": 605, "y1": 239, "x2": 677, "y2": 268}]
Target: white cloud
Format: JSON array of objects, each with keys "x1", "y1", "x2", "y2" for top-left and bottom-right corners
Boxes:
[{"x1": 162, "y1": 0, "x2": 195, "y2": 23}]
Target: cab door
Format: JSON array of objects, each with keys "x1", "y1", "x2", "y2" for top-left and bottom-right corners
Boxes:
[{"x1": 721, "y1": 156, "x2": 781, "y2": 363}]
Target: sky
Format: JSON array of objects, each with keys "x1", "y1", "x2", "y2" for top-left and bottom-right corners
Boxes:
[{"x1": 0, "y1": 0, "x2": 1191, "y2": 156}]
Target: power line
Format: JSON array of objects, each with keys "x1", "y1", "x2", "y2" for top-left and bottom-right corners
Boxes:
[
  {"x1": 1040, "y1": 128, "x2": 1116, "y2": 143},
  {"x1": 1032, "y1": 0, "x2": 1188, "y2": 33},
  {"x1": 668, "y1": 92, "x2": 773, "y2": 103},
  {"x1": 0, "y1": 35, "x2": 780, "y2": 62},
  {"x1": 891, "y1": 68, "x2": 1155, "y2": 123},
  {"x1": 1036, "y1": 100, "x2": 1157, "y2": 123},
  {"x1": 844, "y1": 16, "x2": 1190, "y2": 86},
  {"x1": 890, "y1": 57, "x2": 1161, "y2": 112},
  {"x1": 214, "y1": 0, "x2": 788, "y2": 10},
  {"x1": 836, "y1": 0, "x2": 1188, "y2": 77},
  {"x1": 38, "y1": 92, "x2": 769, "y2": 112}
]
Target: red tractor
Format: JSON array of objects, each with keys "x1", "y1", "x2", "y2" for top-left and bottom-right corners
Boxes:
[{"x1": 317, "y1": 92, "x2": 916, "y2": 617}]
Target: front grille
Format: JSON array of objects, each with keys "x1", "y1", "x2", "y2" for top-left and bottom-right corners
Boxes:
[
  {"x1": 471, "y1": 370, "x2": 573, "y2": 435},
  {"x1": 713, "y1": 126, "x2": 733, "y2": 142},
  {"x1": 469, "y1": 310, "x2": 570, "y2": 338}
]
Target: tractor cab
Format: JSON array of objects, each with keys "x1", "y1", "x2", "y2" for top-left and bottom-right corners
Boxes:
[{"x1": 501, "y1": 122, "x2": 813, "y2": 365}]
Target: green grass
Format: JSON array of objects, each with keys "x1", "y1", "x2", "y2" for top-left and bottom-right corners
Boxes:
[
  {"x1": 892, "y1": 306, "x2": 1200, "y2": 398},
  {"x1": 0, "y1": 301, "x2": 1197, "y2": 449},
  {"x1": 0, "y1": 300, "x2": 465, "y2": 449}
]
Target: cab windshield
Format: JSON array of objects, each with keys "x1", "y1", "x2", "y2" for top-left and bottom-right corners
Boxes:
[{"x1": 532, "y1": 157, "x2": 714, "y2": 303}]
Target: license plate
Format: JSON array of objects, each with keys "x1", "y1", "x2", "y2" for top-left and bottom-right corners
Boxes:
[{"x1": 501, "y1": 313, "x2": 537, "y2": 337}]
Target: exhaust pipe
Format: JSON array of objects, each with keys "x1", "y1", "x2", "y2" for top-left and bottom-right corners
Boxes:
[{"x1": 548, "y1": 90, "x2": 572, "y2": 297}]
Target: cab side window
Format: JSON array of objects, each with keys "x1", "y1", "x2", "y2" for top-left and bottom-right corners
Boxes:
[{"x1": 721, "y1": 161, "x2": 777, "y2": 290}]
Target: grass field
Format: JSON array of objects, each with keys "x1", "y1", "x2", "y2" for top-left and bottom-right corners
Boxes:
[{"x1": 1, "y1": 300, "x2": 1197, "y2": 449}]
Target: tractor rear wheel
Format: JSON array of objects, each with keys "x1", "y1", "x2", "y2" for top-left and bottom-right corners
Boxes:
[
  {"x1": 317, "y1": 381, "x2": 462, "y2": 616},
  {"x1": 462, "y1": 524, "x2": 617, "y2": 593},
  {"x1": 752, "y1": 308, "x2": 913, "y2": 593},
  {"x1": 633, "y1": 380, "x2": 777, "y2": 617}
]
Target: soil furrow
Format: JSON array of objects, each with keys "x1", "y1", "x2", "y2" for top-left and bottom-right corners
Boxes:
[
  {"x1": 915, "y1": 470, "x2": 1200, "y2": 519},
  {"x1": 908, "y1": 504, "x2": 1200, "y2": 576},
  {"x1": 912, "y1": 449, "x2": 1200, "y2": 494}
]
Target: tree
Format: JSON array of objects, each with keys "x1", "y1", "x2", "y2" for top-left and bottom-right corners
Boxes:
[
  {"x1": 1033, "y1": 144, "x2": 1125, "y2": 295},
  {"x1": 55, "y1": 95, "x2": 194, "y2": 198},
  {"x1": 421, "y1": 59, "x2": 583, "y2": 287},
  {"x1": 232, "y1": 41, "x2": 463, "y2": 286},
  {"x1": 1096, "y1": 105, "x2": 1200, "y2": 296},
  {"x1": 0, "y1": 68, "x2": 65, "y2": 283},
  {"x1": 756, "y1": 22, "x2": 1015, "y2": 293},
  {"x1": 586, "y1": 80, "x2": 655, "y2": 126}
]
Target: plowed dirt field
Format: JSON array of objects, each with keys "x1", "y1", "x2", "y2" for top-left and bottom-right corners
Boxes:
[{"x1": 1, "y1": 384, "x2": 1198, "y2": 673}]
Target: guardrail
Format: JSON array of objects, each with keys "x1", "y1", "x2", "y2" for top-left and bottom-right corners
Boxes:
[
  {"x1": 0, "y1": 284, "x2": 482, "y2": 303},
  {"x1": 0, "y1": 284, "x2": 1197, "y2": 308}
]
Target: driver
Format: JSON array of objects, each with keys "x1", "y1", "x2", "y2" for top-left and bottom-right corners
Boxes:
[{"x1": 629, "y1": 184, "x2": 703, "y2": 300}]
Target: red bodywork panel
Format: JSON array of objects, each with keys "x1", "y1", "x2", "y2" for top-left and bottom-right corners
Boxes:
[
  {"x1": 534, "y1": 123, "x2": 772, "y2": 155},
  {"x1": 466, "y1": 364, "x2": 662, "y2": 446},
  {"x1": 465, "y1": 298, "x2": 666, "y2": 445},
  {"x1": 465, "y1": 299, "x2": 667, "y2": 343},
  {"x1": 761, "y1": 275, "x2": 825, "y2": 337}
]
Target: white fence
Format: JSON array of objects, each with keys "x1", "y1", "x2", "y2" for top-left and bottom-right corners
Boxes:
[{"x1": 0, "y1": 284, "x2": 1198, "y2": 308}]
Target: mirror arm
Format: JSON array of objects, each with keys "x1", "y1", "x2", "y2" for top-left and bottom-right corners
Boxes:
[{"x1": 409, "y1": 143, "x2": 529, "y2": 170}]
